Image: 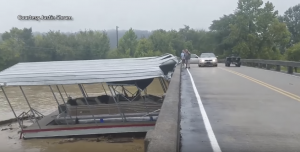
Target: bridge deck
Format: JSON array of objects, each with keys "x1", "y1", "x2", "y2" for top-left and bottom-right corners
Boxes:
[{"x1": 180, "y1": 63, "x2": 300, "y2": 152}]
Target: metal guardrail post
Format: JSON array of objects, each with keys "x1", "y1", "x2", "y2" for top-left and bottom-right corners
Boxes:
[
  {"x1": 288, "y1": 66, "x2": 294, "y2": 74},
  {"x1": 220, "y1": 58, "x2": 300, "y2": 74},
  {"x1": 276, "y1": 65, "x2": 281, "y2": 71}
]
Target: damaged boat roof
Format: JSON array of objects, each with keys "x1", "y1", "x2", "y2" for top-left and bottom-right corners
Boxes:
[{"x1": 0, "y1": 54, "x2": 178, "y2": 86}]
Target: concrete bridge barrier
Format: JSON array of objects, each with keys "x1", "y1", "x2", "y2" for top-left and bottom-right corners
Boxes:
[{"x1": 144, "y1": 65, "x2": 181, "y2": 152}]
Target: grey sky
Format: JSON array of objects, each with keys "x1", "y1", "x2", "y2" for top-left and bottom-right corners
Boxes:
[{"x1": 0, "y1": 0, "x2": 299, "y2": 33}]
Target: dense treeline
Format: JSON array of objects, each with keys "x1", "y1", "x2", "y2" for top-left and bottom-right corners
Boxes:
[{"x1": 0, "y1": 0, "x2": 300, "y2": 71}]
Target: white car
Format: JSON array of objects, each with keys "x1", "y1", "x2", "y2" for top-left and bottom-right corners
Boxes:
[
  {"x1": 189, "y1": 54, "x2": 200, "y2": 64},
  {"x1": 198, "y1": 53, "x2": 218, "y2": 67}
]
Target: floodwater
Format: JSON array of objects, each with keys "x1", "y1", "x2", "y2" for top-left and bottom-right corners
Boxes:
[
  {"x1": 1, "y1": 122, "x2": 145, "y2": 152},
  {"x1": 0, "y1": 78, "x2": 164, "y2": 152}
]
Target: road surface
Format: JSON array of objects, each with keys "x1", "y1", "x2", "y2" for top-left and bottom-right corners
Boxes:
[{"x1": 180, "y1": 63, "x2": 300, "y2": 152}]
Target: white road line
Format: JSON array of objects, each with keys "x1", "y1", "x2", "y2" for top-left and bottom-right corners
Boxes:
[{"x1": 187, "y1": 69, "x2": 222, "y2": 152}]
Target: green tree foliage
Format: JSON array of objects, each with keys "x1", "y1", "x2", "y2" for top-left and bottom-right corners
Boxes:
[
  {"x1": 117, "y1": 28, "x2": 138, "y2": 56},
  {"x1": 222, "y1": 0, "x2": 290, "y2": 59},
  {"x1": 135, "y1": 38, "x2": 155, "y2": 57},
  {"x1": 210, "y1": 14, "x2": 237, "y2": 58},
  {"x1": 0, "y1": 38, "x2": 22, "y2": 69},
  {"x1": 286, "y1": 42, "x2": 300, "y2": 61},
  {"x1": 0, "y1": 0, "x2": 299, "y2": 71},
  {"x1": 0, "y1": 29, "x2": 110, "y2": 69},
  {"x1": 279, "y1": 4, "x2": 300, "y2": 46},
  {"x1": 148, "y1": 29, "x2": 175, "y2": 55}
]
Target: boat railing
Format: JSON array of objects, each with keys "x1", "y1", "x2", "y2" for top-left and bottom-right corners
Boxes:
[{"x1": 65, "y1": 102, "x2": 162, "y2": 116}]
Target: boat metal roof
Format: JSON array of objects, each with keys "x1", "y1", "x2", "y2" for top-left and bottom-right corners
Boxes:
[{"x1": 0, "y1": 54, "x2": 178, "y2": 86}]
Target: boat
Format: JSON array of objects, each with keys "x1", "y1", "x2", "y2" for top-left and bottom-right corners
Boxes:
[{"x1": 0, "y1": 54, "x2": 178, "y2": 139}]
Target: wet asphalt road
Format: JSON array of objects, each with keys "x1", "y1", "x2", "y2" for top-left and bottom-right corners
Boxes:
[{"x1": 180, "y1": 63, "x2": 300, "y2": 152}]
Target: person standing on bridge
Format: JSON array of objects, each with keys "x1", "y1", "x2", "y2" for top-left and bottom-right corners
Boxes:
[
  {"x1": 184, "y1": 49, "x2": 191, "y2": 69},
  {"x1": 181, "y1": 50, "x2": 185, "y2": 68}
]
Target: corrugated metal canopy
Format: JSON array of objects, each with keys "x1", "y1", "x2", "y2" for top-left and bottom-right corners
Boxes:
[{"x1": 0, "y1": 54, "x2": 178, "y2": 86}]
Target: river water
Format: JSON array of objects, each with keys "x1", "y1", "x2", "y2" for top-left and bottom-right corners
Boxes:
[{"x1": 0, "y1": 79, "x2": 164, "y2": 152}]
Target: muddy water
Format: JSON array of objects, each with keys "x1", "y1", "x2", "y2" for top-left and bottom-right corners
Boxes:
[
  {"x1": 0, "y1": 78, "x2": 164, "y2": 152},
  {"x1": 1, "y1": 122, "x2": 145, "y2": 152}
]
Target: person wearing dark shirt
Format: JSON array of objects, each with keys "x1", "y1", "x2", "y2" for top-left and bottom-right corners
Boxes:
[{"x1": 184, "y1": 49, "x2": 191, "y2": 69}]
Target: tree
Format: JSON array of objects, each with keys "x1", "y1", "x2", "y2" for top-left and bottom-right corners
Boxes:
[
  {"x1": 148, "y1": 30, "x2": 176, "y2": 55},
  {"x1": 134, "y1": 38, "x2": 155, "y2": 57},
  {"x1": 2, "y1": 27, "x2": 35, "y2": 61},
  {"x1": 280, "y1": 4, "x2": 300, "y2": 45},
  {"x1": 117, "y1": 28, "x2": 138, "y2": 57},
  {"x1": 168, "y1": 30, "x2": 186, "y2": 55},
  {"x1": 225, "y1": 0, "x2": 290, "y2": 59},
  {"x1": 225, "y1": 0, "x2": 264, "y2": 58},
  {"x1": 255, "y1": 2, "x2": 290, "y2": 59},
  {"x1": 0, "y1": 38, "x2": 22, "y2": 69},
  {"x1": 210, "y1": 14, "x2": 237, "y2": 57},
  {"x1": 33, "y1": 34, "x2": 55, "y2": 61},
  {"x1": 285, "y1": 42, "x2": 300, "y2": 61},
  {"x1": 74, "y1": 30, "x2": 110, "y2": 60}
]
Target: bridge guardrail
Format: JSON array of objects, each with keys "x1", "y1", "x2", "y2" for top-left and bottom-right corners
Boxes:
[
  {"x1": 218, "y1": 59, "x2": 300, "y2": 74},
  {"x1": 144, "y1": 65, "x2": 181, "y2": 152}
]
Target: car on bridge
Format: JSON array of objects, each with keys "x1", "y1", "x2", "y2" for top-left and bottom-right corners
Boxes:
[
  {"x1": 188, "y1": 54, "x2": 200, "y2": 64},
  {"x1": 198, "y1": 53, "x2": 218, "y2": 67},
  {"x1": 225, "y1": 54, "x2": 241, "y2": 67}
]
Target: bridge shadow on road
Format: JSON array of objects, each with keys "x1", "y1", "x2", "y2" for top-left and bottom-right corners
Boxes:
[{"x1": 180, "y1": 68, "x2": 213, "y2": 152}]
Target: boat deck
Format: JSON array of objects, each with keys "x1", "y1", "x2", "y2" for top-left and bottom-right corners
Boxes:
[{"x1": 22, "y1": 110, "x2": 156, "y2": 139}]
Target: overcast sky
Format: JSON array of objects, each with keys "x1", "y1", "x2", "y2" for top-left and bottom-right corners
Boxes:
[{"x1": 0, "y1": 0, "x2": 299, "y2": 33}]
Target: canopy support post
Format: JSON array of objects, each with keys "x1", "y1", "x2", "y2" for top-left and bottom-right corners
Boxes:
[
  {"x1": 1, "y1": 87, "x2": 23, "y2": 132},
  {"x1": 61, "y1": 85, "x2": 68, "y2": 97},
  {"x1": 139, "y1": 88, "x2": 150, "y2": 115},
  {"x1": 113, "y1": 85, "x2": 127, "y2": 122},
  {"x1": 101, "y1": 83, "x2": 107, "y2": 95},
  {"x1": 81, "y1": 84, "x2": 88, "y2": 97},
  {"x1": 159, "y1": 78, "x2": 166, "y2": 93},
  {"x1": 49, "y1": 85, "x2": 69, "y2": 125},
  {"x1": 19, "y1": 86, "x2": 41, "y2": 129},
  {"x1": 56, "y1": 85, "x2": 73, "y2": 120},
  {"x1": 78, "y1": 84, "x2": 97, "y2": 124},
  {"x1": 108, "y1": 85, "x2": 126, "y2": 122},
  {"x1": 111, "y1": 86, "x2": 141, "y2": 103},
  {"x1": 162, "y1": 78, "x2": 168, "y2": 90}
]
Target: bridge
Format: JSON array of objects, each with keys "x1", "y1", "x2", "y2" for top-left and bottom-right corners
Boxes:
[{"x1": 145, "y1": 59, "x2": 300, "y2": 152}]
